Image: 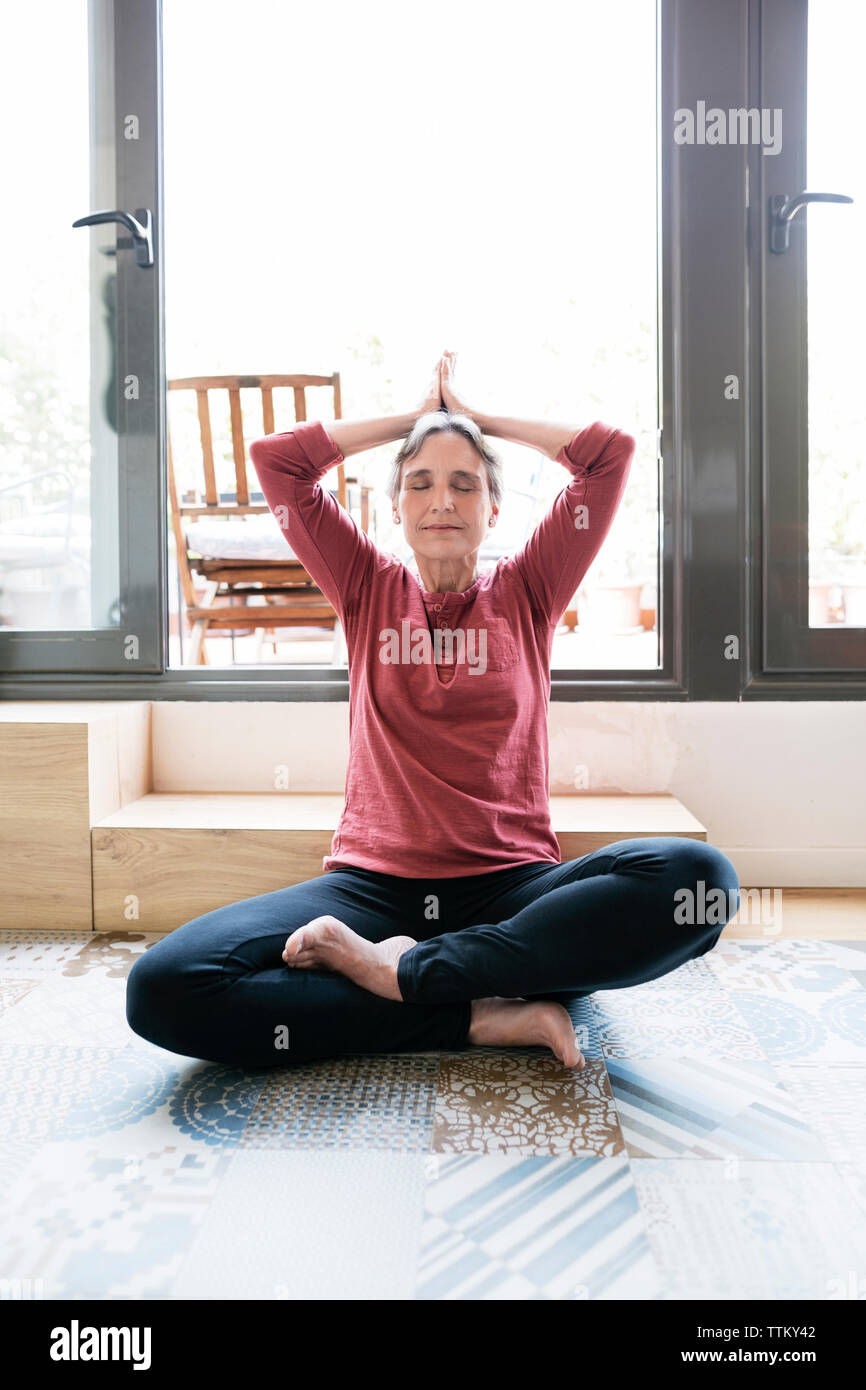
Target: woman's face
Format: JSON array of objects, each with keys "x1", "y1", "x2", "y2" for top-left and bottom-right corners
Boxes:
[{"x1": 396, "y1": 432, "x2": 495, "y2": 565}]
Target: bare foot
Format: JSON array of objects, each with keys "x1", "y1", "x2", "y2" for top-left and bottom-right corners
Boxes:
[
  {"x1": 469, "y1": 997, "x2": 585, "y2": 1068},
  {"x1": 282, "y1": 915, "x2": 415, "y2": 1001}
]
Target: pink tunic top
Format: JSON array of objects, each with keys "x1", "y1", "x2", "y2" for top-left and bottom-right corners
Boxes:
[{"x1": 249, "y1": 419, "x2": 634, "y2": 878}]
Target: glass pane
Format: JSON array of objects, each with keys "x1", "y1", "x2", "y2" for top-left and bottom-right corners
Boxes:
[
  {"x1": 807, "y1": 0, "x2": 866, "y2": 627},
  {"x1": 0, "y1": 0, "x2": 120, "y2": 631},
  {"x1": 163, "y1": 0, "x2": 659, "y2": 668}
]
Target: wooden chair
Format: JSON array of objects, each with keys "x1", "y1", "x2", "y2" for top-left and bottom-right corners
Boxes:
[{"x1": 167, "y1": 372, "x2": 371, "y2": 665}]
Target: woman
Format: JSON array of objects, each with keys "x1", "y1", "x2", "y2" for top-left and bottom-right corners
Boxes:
[{"x1": 127, "y1": 351, "x2": 739, "y2": 1070}]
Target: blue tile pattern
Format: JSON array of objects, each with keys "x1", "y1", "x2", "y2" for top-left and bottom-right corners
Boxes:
[{"x1": 0, "y1": 931, "x2": 864, "y2": 1298}]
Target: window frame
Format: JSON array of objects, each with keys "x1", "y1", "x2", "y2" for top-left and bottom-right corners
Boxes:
[
  {"x1": 4, "y1": 0, "x2": 864, "y2": 704},
  {"x1": 0, "y1": 0, "x2": 165, "y2": 678},
  {"x1": 746, "y1": 0, "x2": 866, "y2": 691}
]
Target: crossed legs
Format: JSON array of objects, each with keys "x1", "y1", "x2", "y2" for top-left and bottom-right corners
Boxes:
[{"x1": 127, "y1": 839, "x2": 739, "y2": 1069}]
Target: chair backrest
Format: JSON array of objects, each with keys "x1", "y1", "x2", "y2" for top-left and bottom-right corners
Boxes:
[{"x1": 166, "y1": 373, "x2": 345, "y2": 526}]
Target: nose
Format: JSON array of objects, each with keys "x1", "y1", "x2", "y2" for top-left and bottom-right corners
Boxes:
[{"x1": 429, "y1": 482, "x2": 457, "y2": 510}]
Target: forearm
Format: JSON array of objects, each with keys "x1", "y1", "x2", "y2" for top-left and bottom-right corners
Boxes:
[
  {"x1": 322, "y1": 411, "x2": 418, "y2": 460},
  {"x1": 472, "y1": 411, "x2": 581, "y2": 462}
]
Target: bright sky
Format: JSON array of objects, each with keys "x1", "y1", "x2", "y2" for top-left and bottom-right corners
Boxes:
[{"x1": 161, "y1": 0, "x2": 658, "y2": 427}]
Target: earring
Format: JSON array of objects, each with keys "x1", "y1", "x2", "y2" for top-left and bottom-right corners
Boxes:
[{"x1": 488, "y1": 518, "x2": 496, "y2": 526}]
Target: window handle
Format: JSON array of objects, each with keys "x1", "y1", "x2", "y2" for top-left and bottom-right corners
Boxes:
[
  {"x1": 72, "y1": 207, "x2": 153, "y2": 266},
  {"x1": 769, "y1": 191, "x2": 853, "y2": 253}
]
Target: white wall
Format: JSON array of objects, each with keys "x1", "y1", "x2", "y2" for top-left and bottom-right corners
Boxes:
[{"x1": 152, "y1": 700, "x2": 866, "y2": 886}]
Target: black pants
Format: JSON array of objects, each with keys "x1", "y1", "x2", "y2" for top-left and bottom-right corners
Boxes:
[{"x1": 126, "y1": 837, "x2": 739, "y2": 1067}]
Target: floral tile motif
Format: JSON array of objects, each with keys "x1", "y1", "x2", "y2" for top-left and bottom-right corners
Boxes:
[
  {"x1": 61, "y1": 932, "x2": 159, "y2": 980},
  {"x1": 728, "y1": 984, "x2": 866, "y2": 1062},
  {"x1": 705, "y1": 938, "x2": 854, "y2": 995},
  {"x1": 591, "y1": 970, "x2": 765, "y2": 1061},
  {"x1": 0, "y1": 974, "x2": 132, "y2": 1048},
  {"x1": 416, "y1": 1153, "x2": 658, "y2": 1299},
  {"x1": 607, "y1": 1057, "x2": 828, "y2": 1161},
  {"x1": 0, "y1": 1137, "x2": 235, "y2": 1299},
  {"x1": 0, "y1": 1045, "x2": 124, "y2": 1144},
  {"x1": 240, "y1": 1055, "x2": 439, "y2": 1151},
  {"x1": 773, "y1": 1064, "x2": 866, "y2": 1161},
  {"x1": 432, "y1": 1055, "x2": 623, "y2": 1157},
  {"x1": 0, "y1": 1040, "x2": 268, "y2": 1148},
  {"x1": 631, "y1": 1158, "x2": 866, "y2": 1300},
  {"x1": 173, "y1": 1150, "x2": 426, "y2": 1299},
  {"x1": 62, "y1": 1040, "x2": 269, "y2": 1148},
  {"x1": 0, "y1": 933, "x2": 93, "y2": 978},
  {"x1": 0, "y1": 979, "x2": 41, "y2": 1017}
]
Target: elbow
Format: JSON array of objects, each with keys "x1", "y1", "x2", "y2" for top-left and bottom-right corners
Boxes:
[{"x1": 249, "y1": 435, "x2": 283, "y2": 481}]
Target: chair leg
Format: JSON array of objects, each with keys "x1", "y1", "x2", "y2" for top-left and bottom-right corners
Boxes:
[
  {"x1": 189, "y1": 619, "x2": 210, "y2": 665},
  {"x1": 188, "y1": 580, "x2": 218, "y2": 666}
]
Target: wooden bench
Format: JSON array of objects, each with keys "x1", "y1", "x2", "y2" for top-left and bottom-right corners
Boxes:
[{"x1": 91, "y1": 792, "x2": 707, "y2": 932}]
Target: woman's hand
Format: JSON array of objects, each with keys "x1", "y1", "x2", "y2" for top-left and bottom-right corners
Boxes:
[
  {"x1": 439, "y1": 349, "x2": 475, "y2": 419},
  {"x1": 415, "y1": 358, "x2": 444, "y2": 417}
]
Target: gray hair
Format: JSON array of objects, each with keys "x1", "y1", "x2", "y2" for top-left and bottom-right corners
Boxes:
[{"x1": 386, "y1": 410, "x2": 504, "y2": 511}]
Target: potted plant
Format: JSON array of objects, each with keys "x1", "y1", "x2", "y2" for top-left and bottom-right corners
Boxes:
[{"x1": 574, "y1": 503, "x2": 656, "y2": 633}]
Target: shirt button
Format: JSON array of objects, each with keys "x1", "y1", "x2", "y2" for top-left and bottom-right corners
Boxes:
[{"x1": 433, "y1": 603, "x2": 442, "y2": 611}]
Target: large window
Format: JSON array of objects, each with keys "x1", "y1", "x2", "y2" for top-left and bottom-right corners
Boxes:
[
  {"x1": 2, "y1": 0, "x2": 863, "y2": 700},
  {"x1": 161, "y1": 0, "x2": 661, "y2": 677}
]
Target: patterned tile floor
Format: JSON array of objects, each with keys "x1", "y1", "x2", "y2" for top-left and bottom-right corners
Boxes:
[{"x1": 1, "y1": 931, "x2": 865, "y2": 1300}]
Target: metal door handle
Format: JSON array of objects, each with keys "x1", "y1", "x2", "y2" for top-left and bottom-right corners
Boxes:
[
  {"x1": 72, "y1": 207, "x2": 153, "y2": 266},
  {"x1": 769, "y1": 191, "x2": 853, "y2": 253}
]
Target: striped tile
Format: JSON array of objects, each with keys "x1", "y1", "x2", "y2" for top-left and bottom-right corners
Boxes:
[
  {"x1": 416, "y1": 1153, "x2": 658, "y2": 1299},
  {"x1": 607, "y1": 1057, "x2": 828, "y2": 1160}
]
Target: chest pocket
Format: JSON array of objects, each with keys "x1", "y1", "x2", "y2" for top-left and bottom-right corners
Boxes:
[{"x1": 455, "y1": 616, "x2": 520, "y2": 673}]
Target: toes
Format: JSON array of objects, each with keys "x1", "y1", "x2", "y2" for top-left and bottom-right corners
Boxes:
[{"x1": 282, "y1": 929, "x2": 309, "y2": 963}]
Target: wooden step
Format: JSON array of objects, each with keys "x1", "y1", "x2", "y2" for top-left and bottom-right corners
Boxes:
[
  {"x1": 91, "y1": 792, "x2": 706, "y2": 932},
  {"x1": 0, "y1": 702, "x2": 151, "y2": 931}
]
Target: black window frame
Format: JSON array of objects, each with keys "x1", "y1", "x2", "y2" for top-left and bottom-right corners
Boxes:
[
  {"x1": 3, "y1": 0, "x2": 864, "y2": 703},
  {"x1": 747, "y1": 0, "x2": 866, "y2": 691}
]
